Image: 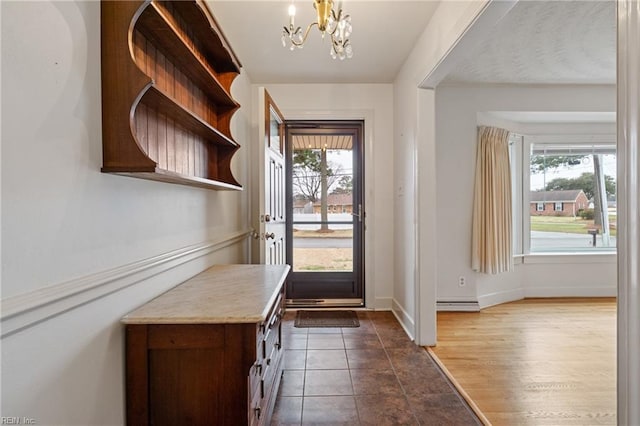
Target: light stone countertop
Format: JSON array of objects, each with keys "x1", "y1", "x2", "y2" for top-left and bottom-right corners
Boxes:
[{"x1": 122, "y1": 264, "x2": 290, "y2": 324}]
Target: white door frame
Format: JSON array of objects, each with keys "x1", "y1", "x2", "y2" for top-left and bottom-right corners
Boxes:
[
  {"x1": 275, "y1": 108, "x2": 376, "y2": 309},
  {"x1": 616, "y1": 1, "x2": 640, "y2": 423}
]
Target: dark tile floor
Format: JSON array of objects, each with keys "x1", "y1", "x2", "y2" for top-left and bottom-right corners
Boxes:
[{"x1": 272, "y1": 310, "x2": 481, "y2": 425}]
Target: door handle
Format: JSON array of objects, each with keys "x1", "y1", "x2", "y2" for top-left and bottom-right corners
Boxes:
[
  {"x1": 265, "y1": 232, "x2": 275, "y2": 240},
  {"x1": 351, "y1": 204, "x2": 363, "y2": 222},
  {"x1": 264, "y1": 214, "x2": 272, "y2": 222}
]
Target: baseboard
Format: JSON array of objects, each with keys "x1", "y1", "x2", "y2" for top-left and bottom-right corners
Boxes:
[
  {"x1": 436, "y1": 301, "x2": 481, "y2": 312},
  {"x1": 524, "y1": 286, "x2": 617, "y2": 298},
  {"x1": 374, "y1": 297, "x2": 393, "y2": 310},
  {"x1": 478, "y1": 288, "x2": 525, "y2": 309},
  {"x1": 476, "y1": 287, "x2": 616, "y2": 309},
  {"x1": 391, "y1": 299, "x2": 415, "y2": 340},
  {"x1": 0, "y1": 229, "x2": 251, "y2": 338}
]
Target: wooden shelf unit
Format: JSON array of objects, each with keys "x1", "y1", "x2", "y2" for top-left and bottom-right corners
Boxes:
[{"x1": 101, "y1": 0, "x2": 243, "y2": 191}]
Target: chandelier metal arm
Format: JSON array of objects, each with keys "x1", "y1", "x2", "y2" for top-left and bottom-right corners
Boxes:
[{"x1": 288, "y1": 22, "x2": 318, "y2": 47}]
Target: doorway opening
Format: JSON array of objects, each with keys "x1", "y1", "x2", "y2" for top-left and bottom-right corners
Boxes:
[{"x1": 285, "y1": 121, "x2": 365, "y2": 306}]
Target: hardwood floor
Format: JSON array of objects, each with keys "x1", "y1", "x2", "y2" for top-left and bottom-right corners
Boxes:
[{"x1": 429, "y1": 298, "x2": 617, "y2": 426}]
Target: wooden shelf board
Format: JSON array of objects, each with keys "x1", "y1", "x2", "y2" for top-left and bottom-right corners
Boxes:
[
  {"x1": 141, "y1": 85, "x2": 238, "y2": 148},
  {"x1": 136, "y1": 2, "x2": 238, "y2": 108},
  {"x1": 172, "y1": 0, "x2": 242, "y2": 73},
  {"x1": 103, "y1": 167, "x2": 243, "y2": 191}
]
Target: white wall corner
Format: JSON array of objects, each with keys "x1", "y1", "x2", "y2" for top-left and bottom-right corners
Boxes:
[
  {"x1": 391, "y1": 298, "x2": 416, "y2": 340},
  {"x1": 416, "y1": 88, "x2": 438, "y2": 347}
]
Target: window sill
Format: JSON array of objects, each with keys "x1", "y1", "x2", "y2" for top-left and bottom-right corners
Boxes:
[{"x1": 519, "y1": 252, "x2": 616, "y2": 264}]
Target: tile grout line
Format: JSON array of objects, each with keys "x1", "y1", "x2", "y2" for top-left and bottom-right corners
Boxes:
[
  {"x1": 299, "y1": 331, "x2": 308, "y2": 425},
  {"x1": 342, "y1": 326, "x2": 362, "y2": 425},
  {"x1": 370, "y1": 312, "x2": 422, "y2": 426}
]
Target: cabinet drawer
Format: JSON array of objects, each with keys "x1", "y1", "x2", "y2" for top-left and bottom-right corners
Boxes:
[
  {"x1": 261, "y1": 346, "x2": 284, "y2": 426},
  {"x1": 257, "y1": 288, "x2": 284, "y2": 348},
  {"x1": 249, "y1": 378, "x2": 263, "y2": 426},
  {"x1": 249, "y1": 359, "x2": 262, "y2": 399},
  {"x1": 262, "y1": 314, "x2": 282, "y2": 359},
  {"x1": 261, "y1": 341, "x2": 283, "y2": 395}
]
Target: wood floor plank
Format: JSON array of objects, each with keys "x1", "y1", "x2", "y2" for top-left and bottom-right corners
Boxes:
[{"x1": 430, "y1": 298, "x2": 616, "y2": 426}]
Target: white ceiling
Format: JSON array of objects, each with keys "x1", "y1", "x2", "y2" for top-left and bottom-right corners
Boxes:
[
  {"x1": 485, "y1": 111, "x2": 616, "y2": 123},
  {"x1": 207, "y1": 1, "x2": 616, "y2": 86},
  {"x1": 443, "y1": 0, "x2": 616, "y2": 85},
  {"x1": 206, "y1": 1, "x2": 440, "y2": 84}
]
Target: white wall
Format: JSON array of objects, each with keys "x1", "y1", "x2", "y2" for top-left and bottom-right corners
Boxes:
[
  {"x1": 257, "y1": 84, "x2": 394, "y2": 310},
  {"x1": 393, "y1": 0, "x2": 492, "y2": 344},
  {"x1": 435, "y1": 84, "x2": 617, "y2": 308},
  {"x1": 1, "y1": 1, "x2": 252, "y2": 423}
]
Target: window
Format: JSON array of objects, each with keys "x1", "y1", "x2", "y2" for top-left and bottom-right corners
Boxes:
[{"x1": 529, "y1": 142, "x2": 617, "y2": 253}]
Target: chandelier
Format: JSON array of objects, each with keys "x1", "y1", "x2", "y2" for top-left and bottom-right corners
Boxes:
[{"x1": 281, "y1": 0, "x2": 353, "y2": 60}]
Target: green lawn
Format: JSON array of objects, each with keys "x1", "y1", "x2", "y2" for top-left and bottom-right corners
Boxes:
[
  {"x1": 530, "y1": 215, "x2": 617, "y2": 236},
  {"x1": 293, "y1": 229, "x2": 353, "y2": 238}
]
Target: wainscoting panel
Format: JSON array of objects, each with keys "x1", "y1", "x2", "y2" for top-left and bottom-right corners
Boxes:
[{"x1": 1, "y1": 229, "x2": 251, "y2": 337}]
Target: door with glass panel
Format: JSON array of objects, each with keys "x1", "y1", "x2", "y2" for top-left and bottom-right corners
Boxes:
[
  {"x1": 285, "y1": 121, "x2": 364, "y2": 306},
  {"x1": 257, "y1": 88, "x2": 287, "y2": 265}
]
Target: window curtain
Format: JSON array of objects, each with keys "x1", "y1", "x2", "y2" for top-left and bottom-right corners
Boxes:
[{"x1": 471, "y1": 126, "x2": 513, "y2": 274}]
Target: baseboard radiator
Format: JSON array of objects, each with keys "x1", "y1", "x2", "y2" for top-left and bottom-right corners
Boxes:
[{"x1": 436, "y1": 301, "x2": 481, "y2": 312}]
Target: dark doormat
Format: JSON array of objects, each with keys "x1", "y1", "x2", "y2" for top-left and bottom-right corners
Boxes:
[{"x1": 294, "y1": 310, "x2": 360, "y2": 328}]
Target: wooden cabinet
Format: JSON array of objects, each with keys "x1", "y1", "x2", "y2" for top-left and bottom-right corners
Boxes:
[
  {"x1": 122, "y1": 264, "x2": 289, "y2": 425},
  {"x1": 101, "y1": 0, "x2": 243, "y2": 190}
]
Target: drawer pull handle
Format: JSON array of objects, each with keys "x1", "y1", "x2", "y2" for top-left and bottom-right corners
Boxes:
[
  {"x1": 254, "y1": 406, "x2": 261, "y2": 419},
  {"x1": 275, "y1": 343, "x2": 281, "y2": 350},
  {"x1": 266, "y1": 357, "x2": 271, "y2": 366}
]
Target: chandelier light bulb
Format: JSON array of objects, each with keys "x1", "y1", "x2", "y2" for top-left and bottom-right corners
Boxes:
[{"x1": 288, "y1": 4, "x2": 296, "y2": 26}]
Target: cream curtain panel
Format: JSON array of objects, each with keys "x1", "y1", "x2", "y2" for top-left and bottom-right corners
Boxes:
[{"x1": 471, "y1": 126, "x2": 513, "y2": 274}]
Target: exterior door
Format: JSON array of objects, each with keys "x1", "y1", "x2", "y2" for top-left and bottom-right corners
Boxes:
[
  {"x1": 257, "y1": 88, "x2": 286, "y2": 265},
  {"x1": 285, "y1": 121, "x2": 364, "y2": 306}
]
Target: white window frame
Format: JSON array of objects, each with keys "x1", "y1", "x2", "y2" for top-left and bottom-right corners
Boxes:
[
  {"x1": 522, "y1": 134, "x2": 617, "y2": 255},
  {"x1": 509, "y1": 134, "x2": 524, "y2": 256},
  {"x1": 554, "y1": 202, "x2": 563, "y2": 211},
  {"x1": 537, "y1": 202, "x2": 544, "y2": 212}
]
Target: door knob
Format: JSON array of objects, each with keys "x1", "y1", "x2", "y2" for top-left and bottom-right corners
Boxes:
[
  {"x1": 265, "y1": 232, "x2": 275, "y2": 240},
  {"x1": 264, "y1": 214, "x2": 272, "y2": 222}
]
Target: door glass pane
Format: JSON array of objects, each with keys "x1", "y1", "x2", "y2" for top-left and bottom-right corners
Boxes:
[
  {"x1": 292, "y1": 224, "x2": 353, "y2": 271},
  {"x1": 292, "y1": 145, "x2": 354, "y2": 272}
]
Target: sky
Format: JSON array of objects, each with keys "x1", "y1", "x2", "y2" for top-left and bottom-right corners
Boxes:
[{"x1": 530, "y1": 154, "x2": 617, "y2": 192}]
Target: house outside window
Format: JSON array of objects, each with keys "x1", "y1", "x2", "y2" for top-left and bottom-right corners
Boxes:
[{"x1": 528, "y1": 141, "x2": 617, "y2": 253}]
